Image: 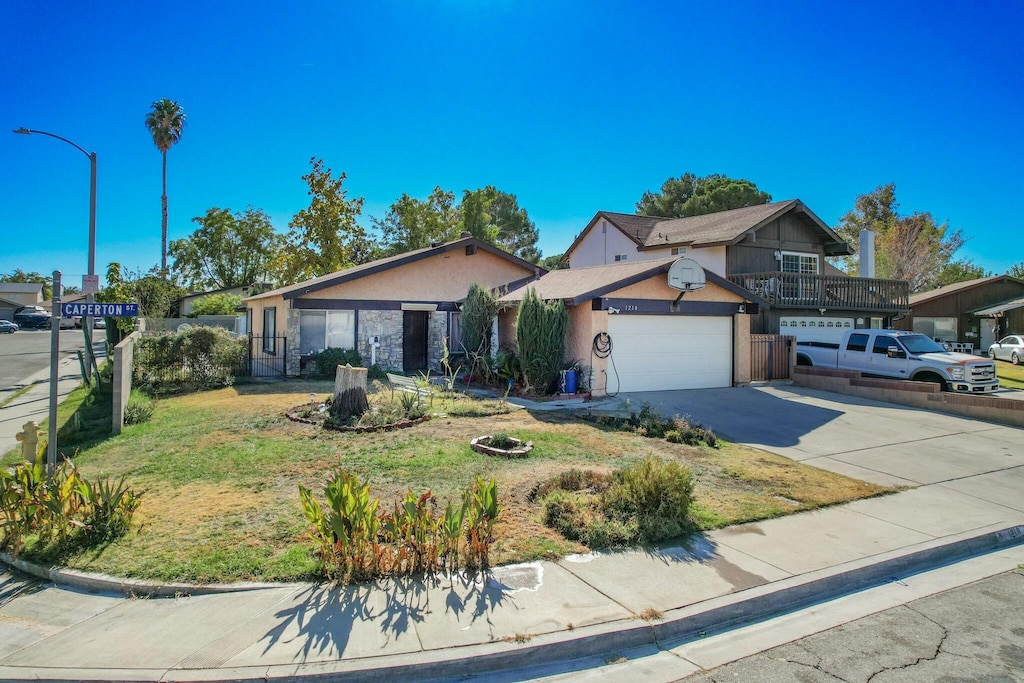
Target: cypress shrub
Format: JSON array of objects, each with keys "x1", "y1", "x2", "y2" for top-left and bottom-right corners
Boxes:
[
  {"x1": 460, "y1": 283, "x2": 497, "y2": 356},
  {"x1": 516, "y1": 288, "x2": 567, "y2": 394}
]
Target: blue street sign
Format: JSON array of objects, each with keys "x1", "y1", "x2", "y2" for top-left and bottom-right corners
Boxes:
[{"x1": 61, "y1": 302, "x2": 139, "y2": 318}]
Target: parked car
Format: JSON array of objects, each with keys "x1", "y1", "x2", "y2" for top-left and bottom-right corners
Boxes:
[
  {"x1": 988, "y1": 335, "x2": 1024, "y2": 365},
  {"x1": 13, "y1": 306, "x2": 51, "y2": 329},
  {"x1": 59, "y1": 315, "x2": 77, "y2": 329},
  {"x1": 94, "y1": 318, "x2": 106, "y2": 329},
  {"x1": 0, "y1": 319, "x2": 18, "y2": 334},
  {"x1": 797, "y1": 329, "x2": 999, "y2": 393}
]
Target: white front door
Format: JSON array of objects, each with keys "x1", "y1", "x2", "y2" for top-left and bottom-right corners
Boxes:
[
  {"x1": 980, "y1": 318, "x2": 997, "y2": 351},
  {"x1": 605, "y1": 315, "x2": 732, "y2": 392}
]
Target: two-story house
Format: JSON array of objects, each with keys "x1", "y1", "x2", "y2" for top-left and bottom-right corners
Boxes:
[{"x1": 563, "y1": 200, "x2": 909, "y2": 343}]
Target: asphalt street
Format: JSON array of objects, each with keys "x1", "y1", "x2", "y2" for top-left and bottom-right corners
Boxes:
[
  {"x1": 680, "y1": 568, "x2": 1024, "y2": 682},
  {"x1": 0, "y1": 328, "x2": 89, "y2": 391}
]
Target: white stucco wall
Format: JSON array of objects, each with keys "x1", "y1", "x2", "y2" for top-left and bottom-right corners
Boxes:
[{"x1": 567, "y1": 220, "x2": 727, "y2": 276}]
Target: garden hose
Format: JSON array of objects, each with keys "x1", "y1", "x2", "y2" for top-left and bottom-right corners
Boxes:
[{"x1": 592, "y1": 332, "x2": 620, "y2": 397}]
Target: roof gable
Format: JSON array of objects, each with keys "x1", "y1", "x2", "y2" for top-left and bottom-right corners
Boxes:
[
  {"x1": 909, "y1": 275, "x2": 1024, "y2": 306},
  {"x1": 564, "y1": 200, "x2": 852, "y2": 260}
]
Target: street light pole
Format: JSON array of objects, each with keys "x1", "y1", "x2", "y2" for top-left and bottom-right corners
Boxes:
[{"x1": 13, "y1": 127, "x2": 98, "y2": 372}]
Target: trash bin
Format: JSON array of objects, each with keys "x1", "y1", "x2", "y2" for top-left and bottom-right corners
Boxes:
[{"x1": 562, "y1": 369, "x2": 578, "y2": 394}]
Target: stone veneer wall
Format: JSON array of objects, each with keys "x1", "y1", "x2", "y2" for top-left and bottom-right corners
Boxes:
[
  {"x1": 357, "y1": 310, "x2": 405, "y2": 371},
  {"x1": 428, "y1": 311, "x2": 447, "y2": 371},
  {"x1": 286, "y1": 308, "x2": 301, "y2": 376}
]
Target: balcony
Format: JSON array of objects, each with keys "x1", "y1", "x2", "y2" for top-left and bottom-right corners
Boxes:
[{"x1": 728, "y1": 272, "x2": 909, "y2": 313}]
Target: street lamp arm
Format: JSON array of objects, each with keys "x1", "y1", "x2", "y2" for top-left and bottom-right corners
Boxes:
[{"x1": 13, "y1": 127, "x2": 94, "y2": 159}]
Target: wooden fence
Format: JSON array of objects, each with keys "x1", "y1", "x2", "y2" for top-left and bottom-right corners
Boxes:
[{"x1": 751, "y1": 334, "x2": 795, "y2": 382}]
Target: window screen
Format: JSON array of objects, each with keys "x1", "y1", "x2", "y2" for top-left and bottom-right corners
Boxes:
[
  {"x1": 263, "y1": 308, "x2": 276, "y2": 353},
  {"x1": 300, "y1": 311, "x2": 326, "y2": 356}
]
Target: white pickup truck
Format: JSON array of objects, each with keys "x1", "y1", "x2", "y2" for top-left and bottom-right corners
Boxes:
[{"x1": 797, "y1": 329, "x2": 1000, "y2": 393}]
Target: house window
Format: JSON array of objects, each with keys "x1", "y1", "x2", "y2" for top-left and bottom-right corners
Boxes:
[
  {"x1": 299, "y1": 310, "x2": 356, "y2": 356},
  {"x1": 449, "y1": 311, "x2": 464, "y2": 353},
  {"x1": 781, "y1": 252, "x2": 819, "y2": 275},
  {"x1": 263, "y1": 307, "x2": 276, "y2": 354},
  {"x1": 670, "y1": 247, "x2": 687, "y2": 256},
  {"x1": 912, "y1": 317, "x2": 957, "y2": 342},
  {"x1": 614, "y1": 254, "x2": 628, "y2": 262}
]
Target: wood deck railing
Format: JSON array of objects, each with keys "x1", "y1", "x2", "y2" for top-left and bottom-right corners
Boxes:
[{"x1": 728, "y1": 272, "x2": 909, "y2": 312}]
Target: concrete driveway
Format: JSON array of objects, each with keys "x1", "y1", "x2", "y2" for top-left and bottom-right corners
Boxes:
[{"x1": 616, "y1": 384, "x2": 1024, "y2": 488}]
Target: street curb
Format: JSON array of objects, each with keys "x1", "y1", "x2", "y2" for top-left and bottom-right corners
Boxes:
[
  {"x1": 1, "y1": 523, "x2": 1021, "y2": 682},
  {"x1": 0, "y1": 552, "x2": 302, "y2": 597}
]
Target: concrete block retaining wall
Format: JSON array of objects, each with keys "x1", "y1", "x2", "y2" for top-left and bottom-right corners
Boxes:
[{"x1": 793, "y1": 366, "x2": 1024, "y2": 428}]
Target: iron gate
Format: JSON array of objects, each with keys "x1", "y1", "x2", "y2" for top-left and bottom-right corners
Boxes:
[{"x1": 248, "y1": 336, "x2": 288, "y2": 378}]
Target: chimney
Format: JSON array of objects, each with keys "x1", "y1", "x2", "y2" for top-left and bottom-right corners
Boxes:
[{"x1": 859, "y1": 229, "x2": 875, "y2": 279}]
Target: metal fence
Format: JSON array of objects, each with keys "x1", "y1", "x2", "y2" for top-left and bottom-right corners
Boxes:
[
  {"x1": 751, "y1": 334, "x2": 795, "y2": 382},
  {"x1": 248, "y1": 336, "x2": 287, "y2": 378}
]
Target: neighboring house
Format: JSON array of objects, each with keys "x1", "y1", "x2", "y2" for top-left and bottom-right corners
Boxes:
[
  {"x1": 0, "y1": 282, "x2": 44, "y2": 307},
  {"x1": 243, "y1": 235, "x2": 543, "y2": 377},
  {"x1": 894, "y1": 276, "x2": 1024, "y2": 352},
  {"x1": 497, "y1": 258, "x2": 762, "y2": 395},
  {"x1": 0, "y1": 295, "x2": 21, "y2": 322},
  {"x1": 41, "y1": 292, "x2": 87, "y2": 313},
  {"x1": 173, "y1": 283, "x2": 270, "y2": 317},
  {"x1": 563, "y1": 200, "x2": 910, "y2": 343}
]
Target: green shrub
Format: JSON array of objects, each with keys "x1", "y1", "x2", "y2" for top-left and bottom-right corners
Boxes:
[
  {"x1": 486, "y1": 433, "x2": 518, "y2": 450},
  {"x1": 313, "y1": 348, "x2": 363, "y2": 379},
  {"x1": 536, "y1": 458, "x2": 696, "y2": 547},
  {"x1": 134, "y1": 326, "x2": 246, "y2": 394},
  {"x1": 460, "y1": 284, "x2": 498, "y2": 358},
  {"x1": 187, "y1": 293, "x2": 243, "y2": 317},
  {"x1": 602, "y1": 458, "x2": 694, "y2": 542},
  {"x1": 123, "y1": 396, "x2": 155, "y2": 425},
  {"x1": 516, "y1": 289, "x2": 567, "y2": 394}
]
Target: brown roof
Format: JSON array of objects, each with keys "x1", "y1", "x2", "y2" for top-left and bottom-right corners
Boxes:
[
  {"x1": 247, "y1": 236, "x2": 543, "y2": 301},
  {"x1": 565, "y1": 200, "x2": 851, "y2": 258},
  {"x1": 908, "y1": 276, "x2": 1024, "y2": 305},
  {"x1": 497, "y1": 258, "x2": 762, "y2": 307}
]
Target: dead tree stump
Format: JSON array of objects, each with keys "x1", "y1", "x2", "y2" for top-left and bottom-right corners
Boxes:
[{"x1": 331, "y1": 364, "x2": 369, "y2": 421}]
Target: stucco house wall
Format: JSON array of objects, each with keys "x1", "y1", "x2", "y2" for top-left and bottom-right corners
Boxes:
[{"x1": 567, "y1": 219, "x2": 726, "y2": 275}]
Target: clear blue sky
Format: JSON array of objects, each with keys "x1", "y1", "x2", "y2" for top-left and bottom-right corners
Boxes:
[{"x1": 2, "y1": 1, "x2": 1021, "y2": 286}]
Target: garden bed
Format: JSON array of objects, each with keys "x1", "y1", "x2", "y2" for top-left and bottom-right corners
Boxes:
[
  {"x1": 284, "y1": 405, "x2": 431, "y2": 432},
  {"x1": 1, "y1": 381, "x2": 897, "y2": 584}
]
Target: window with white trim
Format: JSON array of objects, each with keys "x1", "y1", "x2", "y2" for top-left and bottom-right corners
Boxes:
[
  {"x1": 670, "y1": 247, "x2": 687, "y2": 256},
  {"x1": 781, "y1": 252, "x2": 819, "y2": 274}
]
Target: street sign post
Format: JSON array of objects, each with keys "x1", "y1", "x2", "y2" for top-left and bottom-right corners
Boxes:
[{"x1": 61, "y1": 302, "x2": 139, "y2": 317}]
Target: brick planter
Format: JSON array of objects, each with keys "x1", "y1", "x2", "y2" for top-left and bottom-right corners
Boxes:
[{"x1": 470, "y1": 435, "x2": 533, "y2": 458}]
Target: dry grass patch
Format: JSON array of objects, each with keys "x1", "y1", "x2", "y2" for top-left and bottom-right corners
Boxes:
[{"x1": 8, "y1": 382, "x2": 896, "y2": 582}]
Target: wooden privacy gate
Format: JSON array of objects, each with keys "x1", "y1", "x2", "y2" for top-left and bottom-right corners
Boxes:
[{"x1": 751, "y1": 334, "x2": 795, "y2": 381}]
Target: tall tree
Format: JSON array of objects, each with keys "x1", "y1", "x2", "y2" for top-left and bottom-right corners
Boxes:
[
  {"x1": 145, "y1": 98, "x2": 187, "y2": 277},
  {"x1": 538, "y1": 253, "x2": 567, "y2": 270},
  {"x1": 1009, "y1": 262, "x2": 1024, "y2": 279},
  {"x1": 373, "y1": 186, "x2": 460, "y2": 256},
  {"x1": 170, "y1": 207, "x2": 283, "y2": 290},
  {"x1": 277, "y1": 158, "x2": 368, "y2": 282},
  {"x1": 1, "y1": 269, "x2": 52, "y2": 300},
  {"x1": 636, "y1": 173, "x2": 771, "y2": 217},
  {"x1": 835, "y1": 183, "x2": 975, "y2": 292},
  {"x1": 461, "y1": 186, "x2": 540, "y2": 262}
]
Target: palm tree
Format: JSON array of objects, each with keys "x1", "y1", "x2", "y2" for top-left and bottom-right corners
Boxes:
[{"x1": 144, "y1": 98, "x2": 186, "y2": 277}]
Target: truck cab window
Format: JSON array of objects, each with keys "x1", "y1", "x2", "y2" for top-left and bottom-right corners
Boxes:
[
  {"x1": 872, "y1": 335, "x2": 899, "y2": 355},
  {"x1": 846, "y1": 333, "x2": 869, "y2": 352}
]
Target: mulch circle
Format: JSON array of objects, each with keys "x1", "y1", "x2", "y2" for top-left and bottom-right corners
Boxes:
[{"x1": 285, "y1": 406, "x2": 430, "y2": 432}]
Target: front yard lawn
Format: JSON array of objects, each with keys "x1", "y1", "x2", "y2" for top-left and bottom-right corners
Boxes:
[
  {"x1": 995, "y1": 359, "x2": 1024, "y2": 389},
  {"x1": 3, "y1": 382, "x2": 895, "y2": 583}
]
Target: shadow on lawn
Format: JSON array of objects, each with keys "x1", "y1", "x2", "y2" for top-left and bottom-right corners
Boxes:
[{"x1": 261, "y1": 569, "x2": 520, "y2": 660}]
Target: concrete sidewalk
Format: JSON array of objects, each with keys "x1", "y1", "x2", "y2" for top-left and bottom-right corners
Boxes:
[
  {"x1": 0, "y1": 386, "x2": 1022, "y2": 682},
  {"x1": 0, "y1": 347, "x2": 102, "y2": 455}
]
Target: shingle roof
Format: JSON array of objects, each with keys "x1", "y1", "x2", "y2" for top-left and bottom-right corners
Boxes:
[
  {"x1": 0, "y1": 283, "x2": 44, "y2": 294},
  {"x1": 497, "y1": 258, "x2": 763, "y2": 307},
  {"x1": 565, "y1": 200, "x2": 850, "y2": 259},
  {"x1": 972, "y1": 296, "x2": 1024, "y2": 316},
  {"x1": 247, "y1": 236, "x2": 542, "y2": 301},
  {"x1": 908, "y1": 276, "x2": 1024, "y2": 305}
]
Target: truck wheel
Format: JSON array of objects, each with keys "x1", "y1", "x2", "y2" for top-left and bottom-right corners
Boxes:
[
  {"x1": 1013, "y1": 353, "x2": 1020, "y2": 366},
  {"x1": 916, "y1": 372, "x2": 948, "y2": 392}
]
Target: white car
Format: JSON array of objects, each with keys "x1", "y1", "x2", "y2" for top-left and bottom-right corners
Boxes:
[{"x1": 988, "y1": 335, "x2": 1024, "y2": 365}]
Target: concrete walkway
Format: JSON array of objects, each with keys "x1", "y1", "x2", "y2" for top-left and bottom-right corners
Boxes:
[{"x1": 0, "y1": 385, "x2": 1022, "y2": 682}]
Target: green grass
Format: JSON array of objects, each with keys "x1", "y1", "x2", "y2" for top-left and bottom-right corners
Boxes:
[
  {"x1": 995, "y1": 360, "x2": 1024, "y2": 390},
  {"x1": 0, "y1": 383, "x2": 34, "y2": 410},
  {"x1": 3, "y1": 381, "x2": 895, "y2": 583}
]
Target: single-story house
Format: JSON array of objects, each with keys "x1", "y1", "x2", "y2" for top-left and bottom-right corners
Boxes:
[
  {"x1": 243, "y1": 234, "x2": 544, "y2": 376},
  {"x1": 0, "y1": 283, "x2": 44, "y2": 308},
  {"x1": 496, "y1": 258, "x2": 761, "y2": 396},
  {"x1": 894, "y1": 275, "x2": 1024, "y2": 352},
  {"x1": 0, "y1": 295, "x2": 22, "y2": 322},
  {"x1": 172, "y1": 283, "x2": 271, "y2": 317}
]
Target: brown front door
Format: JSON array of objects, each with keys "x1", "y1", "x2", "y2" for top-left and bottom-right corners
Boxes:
[{"x1": 403, "y1": 311, "x2": 428, "y2": 373}]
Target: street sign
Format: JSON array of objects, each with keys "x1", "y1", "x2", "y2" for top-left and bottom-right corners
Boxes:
[
  {"x1": 82, "y1": 274, "x2": 99, "y2": 294},
  {"x1": 61, "y1": 302, "x2": 139, "y2": 318}
]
